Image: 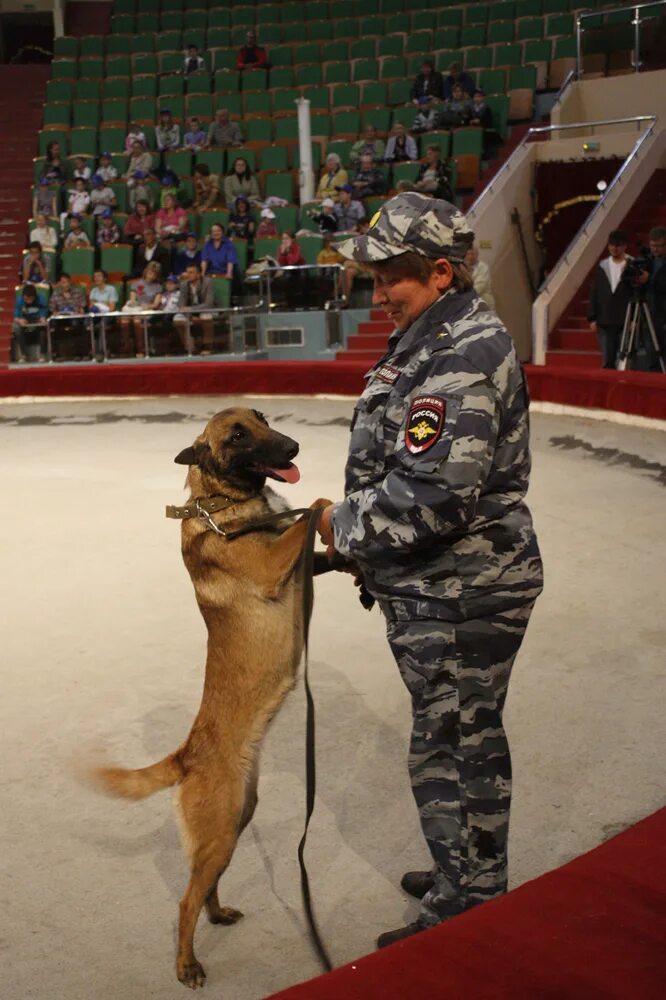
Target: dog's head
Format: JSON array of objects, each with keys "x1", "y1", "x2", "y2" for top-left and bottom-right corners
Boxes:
[{"x1": 174, "y1": 408, "x2": 300, "y2": 492}]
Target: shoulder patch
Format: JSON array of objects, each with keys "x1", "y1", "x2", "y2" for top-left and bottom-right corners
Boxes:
[
  {"x1": 405, "y1": 396, "x2": 445, "y2": 454},
  {"x1": 374, "y1": 363, "x2": 401, "y2": 385}
]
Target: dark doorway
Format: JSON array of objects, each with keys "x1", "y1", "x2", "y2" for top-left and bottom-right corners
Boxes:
[{"x1": 0, "y1": 13, "x2": 54, "y2": 64}]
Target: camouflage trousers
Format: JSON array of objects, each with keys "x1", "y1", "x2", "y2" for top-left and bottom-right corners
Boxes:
[{"x1": 385, "y1": 602, "x2": 535, "y2": 927}]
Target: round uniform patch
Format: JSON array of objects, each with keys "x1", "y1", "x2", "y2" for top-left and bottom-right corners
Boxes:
[{"x1": 405, "y1": 396, "x2": 445, "y2": 454}]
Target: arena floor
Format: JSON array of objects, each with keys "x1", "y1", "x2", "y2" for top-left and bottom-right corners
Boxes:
[{"x1": 2, "y1": 395, "x2": 665, "y2": 1000}]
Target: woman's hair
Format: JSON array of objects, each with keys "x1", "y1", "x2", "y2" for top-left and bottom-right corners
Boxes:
[
  {"x1": 22, "y1": 283, "x2": 37, "y2": 298},
  {"x1": 163, "y1": 193, "x2": 176, "y2": 206},
  {"x1": 46, "y1": 141, "x2": 60, "y2": 161},
  {"x1": 94, "y1": 268, "x2": 109, "y2": 280},
  {"x1": 369, "y1": 252, "x2": 473, "y2": 293},
  {"x1": 209, "y1": 223, "x2": 224, "y2": 237},
  {"x1": 426, "y1": 144, "x2": 442, "y2": 157},
  {"x1": 135, "y1": 199, "x2": 150, "y2": 213},
  {"x1": 28, "y1": 240, "x2": 42, "y2": 252},
  {"x1": 144, "y1": 261, "x2": 161, "y2": 279},
  {"x1": 194, "y1": 163, "x2": 210, "y2": 177},
  {"x1": 229, "y1": 157, "x2": 251, "y2": 177},
  {"x1": 325, "y1": 153, "x2": 341, "y2": 171}
]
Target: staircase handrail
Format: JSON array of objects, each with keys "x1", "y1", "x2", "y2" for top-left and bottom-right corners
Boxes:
[
  {"x1": 576, "y1": 0, "x2": 666, "y2": 76},
  {"x1": 468, "y1": 116, "x2": 656, "y2": 216}
]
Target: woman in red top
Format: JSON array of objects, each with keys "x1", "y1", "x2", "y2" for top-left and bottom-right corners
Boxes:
[
  {"x1": 123, "y1": 199, "x2": 155, "y2": 244},
  {"x1": 276, "y1": 232, "x2": 306, "y2": 267},
  {"x1": 155, "y1": 193, "x2": 188, "y2": 239}
]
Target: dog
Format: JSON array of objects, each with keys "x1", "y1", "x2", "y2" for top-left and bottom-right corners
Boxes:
[{"x1": 91, "y1": 407, "x2": 331, "y2": 989}]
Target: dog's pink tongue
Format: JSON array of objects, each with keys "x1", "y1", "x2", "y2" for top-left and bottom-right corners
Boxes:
[{"x1": 270, "y1": 462, "x2": 301, "y2": 484}]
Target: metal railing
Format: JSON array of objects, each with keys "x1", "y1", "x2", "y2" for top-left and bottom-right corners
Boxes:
[
  {"x1": 249, "y1": 263, "x2": 345, "y2": 312},
  {"x1": 576, "y1": 0, "x2": 666, "y2": 76}
]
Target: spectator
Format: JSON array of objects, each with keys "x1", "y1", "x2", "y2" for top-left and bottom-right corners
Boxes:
[
  {"x1": 637, "y1": 226, "x2": 666, "y2": 368},
  {"x1": 415, "y1": 144, "x2": 454, "y2": 201},
  {"x1": 174, "y1": 233, "x2": 202, "y2": 276},
  {"x1": 49, "y1": 273, "x2": 87, "y2": 359},
  {"x1": 350, "y1": 153, "x2": 387, "y2": 201},
  {"x1": 410, "y1": 59, "x2": 444, "y2": 105},
  {"x1": 227, "y1": 196, "x2": 256, "y2": 242},
  {"x1": 156, "y1": 109, "x2": 181, "y2": 153},
  {"x1": 412, "y1": 95, "x2": 441, "y2": 134},
  {"x1": 437, "y1": 83, "x2": 472, "y2": 129},
  {"x1": 96, "y1": 210, "x2": 120, "y2": 247},
  {"x1": 310, "y1": 198, "x2": 338, "y2": 234},
  {"x1": 120, "y1": 262, "x2": 163, "y2": 356},
  {"x1": 316, "y1": 153, "x2": 348, "y2": 201},
  {"x1": 33, "y1": 178, "x2": 57, "y2": 219},
  {"x1": 277, "y1": 232, "x2": 305, "y2": 267},
  {"x1": 29, "y1": 212, "x2": 57, "y2": 250},
  {"x1": 350, "y1": 124, "x2": 386, "y2": 167},
  {"x1": 158, "y1": 273, "x2": 181, "y2": 312},
  {"x1": 193, "y1": 163, "x2": 222, "y2": 213},
  {"x1": 464, "y1": 244, "x2": 495, "y2": 310},
  {"x1": 123, "y1": 199, "x2": 155, "y2": 244},
  {"x1": 444, "y1": 61, "x2": 475, "y2": 100},
  {"x1": 21, "y1": 241, "x2": 49, "y2": 285},
  {"x1": 90, "y1": 174, "x2": 117, "y2": 216},
  {"x1": 12, "y1": 283, "x2": 47, "y2": 362},
  {"x1": 124, "y1": 140, "x2": 154, "y2": 181},
  {"x1": 128, "y1": 171, "x2": 153, "y2": 211},
  {"x1": 317, "y1": 233, "x2": 344, "y2": 266},
  {"x1": 587, "y1": 230, "x2": 633, "y2": 369},
  {"x1": 125, "y1": 122, "x2": 147, "y2": 153},
  {"x1": 66, "y1": 177, "x2": 91, "y2": 219},
  {"x1": 155, "y1": 192, "x2": 188, "y2": 239},
  {"x1": 236, "y1": 30, "x2": 268, "y2": 71},
  {"x1": 256, "y1": 207, "x2": 279, "y2": 238},
  {"x1": 201, "y1": 222, "x2": 238, "y2": 278},
  {"x1": 469, "y1": 88, "x2": 492, "y2": 130},
  {"x1": 206, "y1": 108, "x2": 243, "y2": 149},
  {"x1": 97, "y1": 152, "x2": 118, "y2": 183},
  {"x1": 183, "y1": 43, "x2": 205, "y2": 76},
  {"x1": 134, "y1": 227, "x2": 171, "y2": 278},
  {"x1": 72, "y1": 156, "x2": 92, "y2": 183},
  {"x1": 183, "y1": 117, "x2": 207, "y2": 152},
  {"x1": 89, "y1": 268, "x2": 118, "y2": 314},
  {"x1": 175, "y1": 263, "x2": 217, "y2": 355},
  {"x1": 334, "y1": 184, "x2": 366, "y2": 232},
  {"x1": 40, "y1": 141, "x2": 65, "y2": 184},
  {"x1": 63, "y1": 215, "x2": 91, "y2": 249},
  {"x1": 159, "y1": 171, "x2": 180, "y2": 208},
  {"x1": 384, "y1": 123, "x2": 419, "y2": 163},
  {"x1": 223, "y1": 157, "x2": 260, "y2": 206}
]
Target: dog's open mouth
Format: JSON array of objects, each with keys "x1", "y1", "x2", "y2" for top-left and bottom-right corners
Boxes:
[{"x1": 255, "y1": 462, "x2": 301, "y2": 484}]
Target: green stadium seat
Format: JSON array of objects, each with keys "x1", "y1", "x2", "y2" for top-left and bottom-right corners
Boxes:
[
  {"x1": 253, "y1": 237, "x2": 282, "y2": 261},
  {"x1": 196, "y1": 151, "x2": 226, "y2": 174},
  {"x1": 242, "y1": 67, "x2": 268, "y2": 91},
  {"x1": 331, "y1": 0, "x2": 358, "y2": 16},
  {"x1": 164, "y1": 150, "x2": 193, "y2": 177},
  {"x1": 452, "y1": 128, "x2": 484, "y2": 158},
  {"x1": 554, "y1": 36, "x2": 577, "y2": 59},
  {"x1": 330, "y1": 83, "x2": 359, "y2": 111},
  {"x1": 364, "y1": 195, "x2": 388, "y2": 216},
  {"x1": 101, "y1": 99, "x2": 127, "y2": 124},
  {"x1": 104, "y1": 78, "x2": 131, "y2": 100},
  {"x1": 509, "y1": 66, "x2": 538, "y2": 90},
  {"x1": 326, "y1": 138, "x2": 353, "y2": 167},
  {"x1": 272, "y1": 87, "x2": 299, "y2": 116},
  {"x1": 79, "y1": 57, "x2": 104, "y2": 80},
  {"x1": 213, "y1": 49, "x2": 238, "y2": 73},
  {"x1": 209, "y1": 9, "x2": 231, "y2": 29},
  {"x1": 160, "y1": 13, "x2": 183, "y2": 32},
  {"x1": 486, "y1": 95, "x2": 510, "y2": 140},
  {"x1": 377, "y1": 36, "x2": 404, "y2": 58},
  {"x1": 134, "y1": 54, "x2": 158, "y2": 77},
  {"x1": 405, "y1": 32, "x2": 434, "y2": 57},
  {"x1": 424, "y1": 131, "x2": 451, "y2": 159},
  {"x1": 274, "y1": 117, "x2": 300, "y2": 142},
  {"x1": 230, "y1": 238, "x2": 247, "y2": 277},
  {"x1": 44, "y1": 104, "x2": 71, "y2": 128},
  {"x1": 412, "y1": 11, "x2": 436, "y2": 32},
  {"x1": 466, "y1": 4, "x2": 490, "y2": 25},
  {"x1": 134, "y1": 16, "x2": 154, "y2": 34},
  {"x1": 388, "y1": 80, "x2": 411, "y2": 106},
  {"x1": 435, "y1": 50, "x2": 459, "y2": 74},
  {"x1": 515, "y1": 0, "x2": 543, "y2": 13},
  {"x1": 69, "y1": 128, "x2": 98, "y2": 156},
  {"x1": 200, "y1": 211, "x2": 230, "y2": 238},
  {"x1": 269, "y1": 45, "x2": 293, "y2": 68},
  {"x1": 361, "y1": 82, "x2": 388, "y2": 108},
  {"x1": 264, "y1": 172, "x2": 295, "y2": 202},
  {"x1": 321, "y1": 40, "x2": 349, "y2": 63},
  {"x1": 54, "y1": 35, "x2": 78, "y2": 58},
  {"x1": 261, "y1": 3, "x2": 281, "y2": 21},
  {"x1": 296, "y1": 64, "x2": 323, "y2": 88},
  {"x1": 407, "y1": 54, "x2": 430, "y2": 76},
  {"x1": 299, "y1": 202, "x2": 321, "y2": 234},
  {"x1": 392, "y1": 106, "x2": 418, "y2": 129},
  {"x1": 307, "y1": 22, "x2": 333, "y2": 43},
  {"x1": 98, "y1": 126, "x2": 127, "y2": 154},
  {"x1": 380, "y1": 57, "x2": 407, "y2": 81},
  {"x1": 363, "y1": 108, "x2": 392, "y2": 133},
  {"x1": 282, "y1": 24, "x2": 307, "y2": 44},
  {"x1": 297, "y1": 43, "x2": 322, "y2": 66},
  {"x1": 437, "y1": 9, "x2": 464, "y2": 28},
  {"x1": 460, "y1": 26, "x2": 486, "y2": 48},
  {"x1": 466, "y1": 48, "x2": 493, "y2": 70},
  {"x1": 487, "y1": 21, "x2": 515, "y2": 45},
  {"x1": 101, "y1": 244, "x2": 133, "y2": 276},
  {"x1": 109, "y1": 181, "x2": 128, "y2": 212},
  {"x1": 311, "y1": 112, "x2": 332, "y2": 137},
  {"x1": 159, "y1": 75, "x2": 185, "y2": 99},
  {"x1": 307, "y1": 2, "x2": 329, "y2": 21},
  {"x1": 129, "y1": 97, "x2": 155, "y2": 123},
  {"x1": 479, "y1": 69, "x2": 507, "y2": 94},
  {"x1": 231, "y1": 7, "x2": 256, "y2": 28},
  {"x1": 207, "y1": 28, "x2": 231, "y2": 50},
  {"x1": 332, "y1": 110, "x2": 361, "y2": 136},
  {"x1": 542, "y1": 0, "x2": 569, "y2": 13},
  {"x1": 258, "y1": 24, "x2": 282, "y2": 46},
  {"x1": 106, "y1": 56, "x2": 131, "y2": 77},
  {"x1": 494, "y1": 44, "x2": 524, "y2": 67},
  {"x1": 324, "y1": 62, "x2": 350, "y2": 85},
  {"x1": 350, "y1": 39, "x2": 377, "y2": 60},
  {"x1": 80, "y1": 36, "x2": 105, "y2": 57},
  {"x1": 245, "y1": 119, "x2": 272, "y2": 143},
  {"x1": 301, "y1": 87, "x2": 330, "y2": 112},
  {"x1": 136, "y1": 0, "x2": 159, "y2": 14},
  {"x1": 385, "y1": 13, "x2": 410, "y2": 34},
  {"x1": 260, "y1": 147, "x2": 289, "y2": 172},
  {"x1": 110, "y1": 15, "x2": 134, "y2": 35},
  {"x1": 113, "y1": 0, "x2": 135, "y2": 14},
  {"x1": 213, "y1": 70, "x2": 240, "y2": 95},
  {"x1": 187, "y1": 94, "x2": 214, "y2": 119},
  {"x1": 270, "y1": 67, "x2": 295, "y2": 90},
  {"x1": 434, "y1": 28, "x2": 460, "y2": 51},
  {"x1": 300, "y1": 237, "x2": 325, "y2": 266},
  {"x1": 494, "y1": 2, "x2": 516, "y2": 20},
  {"x1": 244, "y1": 92, "x2": 272, "y2": 117},
  {"x1": 391, "y1": 161, "x2": 421, "y2": 187},
  {"x1": 51, "y1": 59, "x2": 77, "y2": 80},
  {"x1": 517, "y1": 17, "x2": 545, "y2": 41},
  {"x1": 46, "y1": 80, "x2": 73, "y2": 102},
  {"x1": 62, "y1": 247, "x2": 95, "y2": 278},
  {"x1": 160, "y1": 52, "x2": 184, "y2": 75},
  {"x1": 333, "y1": 17, "x2": 359, "y2": 39},
  {"x1": 131, "y1": 76, "x2": 156, "y2": 98},
  {"x1": 131, "y1": 32, "x2": 154, "y2": 55},
  {"x1": 547, "y1": 14, "x2": 574, "y2": 37},
  {"x1": 106, "y1": 34, "x2": 132, "y2": 56}
]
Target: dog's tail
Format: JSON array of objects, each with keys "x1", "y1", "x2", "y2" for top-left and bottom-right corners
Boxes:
[{"x1": 90, "y1": 749, "x2": 184, "y2": 801}]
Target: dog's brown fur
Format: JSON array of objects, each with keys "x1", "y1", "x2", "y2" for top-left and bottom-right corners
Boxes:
[{"x1": 91, "y1": 408, "x2": 330, "y2": 989}]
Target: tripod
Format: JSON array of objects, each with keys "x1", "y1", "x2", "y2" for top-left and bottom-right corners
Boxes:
[{"x1": 616, "y1": 294, "x2": 666, "y2": 373}]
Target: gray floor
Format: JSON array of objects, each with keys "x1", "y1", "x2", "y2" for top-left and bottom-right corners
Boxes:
[{"x1": 1, "y1": 396, "x2": 665, "y2": 1000}]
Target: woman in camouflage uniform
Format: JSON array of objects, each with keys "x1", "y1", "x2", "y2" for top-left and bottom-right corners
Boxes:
[{"x1": 318, "y1": 192, "x2": 543, "y2": 947}]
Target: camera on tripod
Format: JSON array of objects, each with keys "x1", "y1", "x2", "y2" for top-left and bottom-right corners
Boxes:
[{"x1": 621, "y1": 248, "x2": 651, "y2": 291}]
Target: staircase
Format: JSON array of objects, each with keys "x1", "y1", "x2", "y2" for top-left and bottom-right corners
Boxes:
[
  {"x1": 547, "y1": 167, "x2": 666, "y2": 368},
  {"x1": 462, "y1": 122, "x2": 534, "y2": 212},
  {"x1": 336, "y1": 310, "x2": 393, "y2": 362},
  {"x1": 0, "y1": 64, "x2": 51, "y2": 366}
]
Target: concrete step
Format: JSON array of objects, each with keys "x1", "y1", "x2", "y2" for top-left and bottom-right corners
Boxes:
[
  {"x1": 545, "y1": 350, "x2": 601, "y2": 368},
  {"x1": 549, "y1": 329, "x2": 598, "y2": 351},
  {"x1": 346, "y1": 334, "x2": 391, "y2": 351},
  {"x1": 357, "y1": 320, "x2": 393, "y2": 335}
]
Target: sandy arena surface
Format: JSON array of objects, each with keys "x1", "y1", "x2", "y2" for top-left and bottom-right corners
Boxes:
[{"x1": 1, "y1": 395, "x2": 665, "y2": 1000}]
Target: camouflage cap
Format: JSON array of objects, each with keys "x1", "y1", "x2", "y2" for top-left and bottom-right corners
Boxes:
[{"x1": 336, "y1": 192, "x2": 474, "y2": 264}]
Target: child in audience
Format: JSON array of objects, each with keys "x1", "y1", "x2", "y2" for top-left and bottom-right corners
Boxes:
[
  {"x1": 309, "y1": 198, "x2": 338, "y2": 234},
  {"x1": 159, "y1": 172, "x2": 180, "y2": 208},
  {"x1": 66, "y1": 177, "x2": 91, "y2": 219},
  {"x1": 90, "y1": 174, "x2": 117, "y2": 216},
  {"x1": 155, "y1": 109, "x2": 181, "y2": 152},
  {"x1": 128, "y1": 170, "x2": 152, "y2": 211},
  {"x1": 173, "y1": 233, "x2": 201, "y2": 276},
  {"x1": 41, "y1": 141, "x2": 65, "y2": 184},
  {"x1": 183, "y1": 117, "x2": 207, "y2": 152},
  {"x1": 227, "y1": 196, "x2": 256, "y2": 241},
  {"x1": 97, "y1": 210, "x2": 120, "y2": 246},
  {"x1": 256, "y1": 207, "x2": 279, "y2": 238},
  {"x1": 29, "y1": 212, "x2": 57, "y2": 249},
  {"x1": 72, "y1": 157, "x2": 92, "y2": 183},
  {"x1": 469, "y1": 88, "x2": 492, "y2": 129},
  {"x1": 158, "y1": 274, "x2": 181, "y2": 312},
  {"x1": 12, "y1": 283, "x2": 48, "y2": 362},
  {"x1": 21, "y1": 242, "x2": 49, "y2": 284},
  {"x1": 124, "y1": 140, "x2": 154, "y2": 180},
  {"x1": 63, "y1": 215, "x2": 92, "y2": 249},
  {"x1": 125, "y1": 122, "x2": 147, "y2": 153},
  {"x1": 97, "y1": 152, "x2": 118, "y2": 183},
  {"x1": 89, "y1": 268, "x2": 119, "y2": 314},
  {"x1": 33, "y1": 179, "x2": 57, "y2": 219}
]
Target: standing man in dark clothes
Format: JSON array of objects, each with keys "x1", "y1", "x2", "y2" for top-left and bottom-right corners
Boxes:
[{"x1": 588, "y1": 230, "x2": 632, "y2": 369}]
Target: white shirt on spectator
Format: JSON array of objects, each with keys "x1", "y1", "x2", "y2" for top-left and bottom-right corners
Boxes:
[
  {"x1": 30, "y1": 225, "x2": 56, "y2": 249},
  {"x1": 607, "y1": 255, "x2": 626, "y2": 293}
]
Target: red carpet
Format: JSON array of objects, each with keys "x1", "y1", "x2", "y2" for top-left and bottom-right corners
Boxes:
[
  {"x1": 266, "y1": 808, "x2": 665, "y2": 1000},
  {"x1": 0, "y1": 361, "x2": 665, "y2": 421}
]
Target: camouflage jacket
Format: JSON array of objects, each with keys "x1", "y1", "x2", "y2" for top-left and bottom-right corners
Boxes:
[{"x1": 330, "y1": 289, "x2": 543, "y2": 621}]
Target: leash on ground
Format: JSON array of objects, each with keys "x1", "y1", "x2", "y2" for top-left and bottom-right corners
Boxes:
[{"x1": 172, "y1": 499, "x2": 373, "y2": 973}]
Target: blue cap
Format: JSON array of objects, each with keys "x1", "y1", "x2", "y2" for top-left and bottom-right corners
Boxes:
[
  {"x1": 418, "y1": 95, "x2": 429, "y2": 105},
  {"x1": 161, "y1": 173, "x2": 176, "y2": 185},
  {"x1": 159, "y1": 107, "x2": 171, "y2": 115},
  {"x1": 101, "y1": 208, "x2": 113, "y2": 218},
  {"x1": 91, "y1": 173, "x2": 103, "y2": 185},
  {"x1": 100, "y1": 151, "x2": 111, "y2": 158},
  {"x1": 39, "y1": 177, "x2": 50, "y2": 185},
  {"x1": 133, "y1": 170, "x2": 146, "y2": 179},
  {"x1": 71, "y1": 213, "x2": 82, "y2": 221},
  {"x1": 186, "y1": 231, "x2": 198, "y2": 239},
  {"x1": 166, "y1": 273, "x2": 179, "y2": 282},
  {"x1": 335, "y1": 183, "x2": 354, "y2": 193}
]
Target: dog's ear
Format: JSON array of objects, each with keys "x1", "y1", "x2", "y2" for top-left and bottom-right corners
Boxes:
[{"x1": 174, "y1": 445, "x2": 198, "y2": 466}]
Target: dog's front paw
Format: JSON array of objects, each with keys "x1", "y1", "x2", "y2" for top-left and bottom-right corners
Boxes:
[
  {"x1": 208, "y1": 905, "x2": 243, "y2": 925},
  {"x1": 177, "y1": 958, "x2": 206, "y2": 990},
  {"x1": 310, "y1": 497, "x2": 333, "y2": 511}
]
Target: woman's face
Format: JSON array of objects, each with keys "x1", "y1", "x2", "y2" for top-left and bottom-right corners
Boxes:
[
  {"x1": 281, "y1": 233, "x2": 292, "y2": 246},
  {"x1": 132, "y1": 141, "x2": 142, "y2": 154},
  {"x1": 137, "y1": 202, "x2": 147, "y2": 217},
  {"x1": 326, "y1": 157, "x2": 338, "y2": 172},
  {"x1": 371, "y1": 261, "x2": 448, "y2": 332},
  {"x1": 146, "y1": 264, "x2": 159, "y2": 282},
  {"x1": 164, "y1": 194, "x2": 176, "y2": 210},
  {"x1": 234, "y1": 158, "x2": 246, "y2": 175},
  {"x1": 52, "y1": 143, "x2": 60, "y2": 156},
  {"x1": 211, "y1": 224, "x2": 223, "y2": 241},
  {"x1": 36, "y1": 213, "x2": 47, "y2": 227},
  {"x1": 426, "y1": 147, "x2": 439, "y2": 164},
  {"x1": 236, "y1": 200, "x2": 247, "y2": 215},
  {"x1": 94, "y1": 271, "x2": 105, "y2": 286},
  {"x1": 452, "y1": 85, "x2": 463, "y2": 100}
]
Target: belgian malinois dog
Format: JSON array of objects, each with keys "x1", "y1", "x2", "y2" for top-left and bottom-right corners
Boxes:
[{"x1": 91, "y1": 408, "x2": 331, "y2": 989}]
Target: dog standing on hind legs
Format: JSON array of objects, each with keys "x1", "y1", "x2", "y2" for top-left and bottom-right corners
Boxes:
[{"x1": 90, "y1": 408, "x2": 331, "y2": 989}]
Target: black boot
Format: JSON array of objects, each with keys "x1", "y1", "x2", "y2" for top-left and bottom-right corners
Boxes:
[
  {"x1": 400, "y1": 870, "x2": 435, "y2": 899},
  {"x1": 377, "y1": 921, "x2": 426, "y2": 948}
]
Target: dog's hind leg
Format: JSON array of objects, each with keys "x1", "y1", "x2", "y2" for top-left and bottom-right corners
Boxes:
[
  {"x1": 205, "y1": 756, "x2": 259, "y2": 926},
  {"x1": 174, "y1": 772, "x2": 245, "y2": 989}
]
